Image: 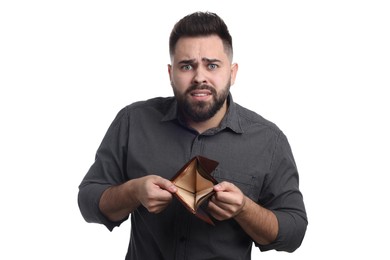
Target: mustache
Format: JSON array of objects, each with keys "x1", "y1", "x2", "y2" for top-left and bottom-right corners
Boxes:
[{"x1": 185, "y1": 84, "x2": 216, "y2": 95}]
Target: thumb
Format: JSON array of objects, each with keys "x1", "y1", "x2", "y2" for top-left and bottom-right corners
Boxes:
[
  {"x1": 155, "y1": 177, "x2": 177, "y2": 193},
  {"x1": 214, "y1": 181, "x2": 235, "y2": 192}
]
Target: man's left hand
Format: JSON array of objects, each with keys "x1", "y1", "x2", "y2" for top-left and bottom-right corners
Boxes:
[{"x1": 207, "y1": 181, "x2": 247, "y2": 221}]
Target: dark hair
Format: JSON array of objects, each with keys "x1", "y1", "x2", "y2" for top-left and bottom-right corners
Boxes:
[{"x1": 169, "y1": 11, "x2": 233, "y2": 59}]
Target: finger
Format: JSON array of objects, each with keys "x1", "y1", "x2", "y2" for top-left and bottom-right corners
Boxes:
[
  {"x1": 210, "y1": 195, "x2": 232, "y2": 211},
  {"x1": 144, "y1": 191, "x2": 173, "y2": 213},
  {"x1": 147, "y1": 201, "x2": 170, "y2": 214},
  {"x1": 213, "y1": 186, "x2": 237, "y2": 204},
  {"x1": 209, "y1": 196, "x2": 245, "y2": 220},
  {"x1": 142, "y1": 177, "x2": 174, "y2": 201},
  {"x1": 211, "y1": 185, "x2": 244, "y2": 212},
  {"x1": 208, "y1": 200, "x2": 230, "y2": 220},
  {"x1": 154, "y1": 177, "x2": 177, "y2": 193},
  {"x1": 213, "y1": 181, "x2": 237, "y2": 192}
]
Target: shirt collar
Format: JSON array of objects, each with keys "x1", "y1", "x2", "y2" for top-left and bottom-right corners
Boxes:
[{"x1": 162, "y1": 93, "x2": 244, "y2": 134}]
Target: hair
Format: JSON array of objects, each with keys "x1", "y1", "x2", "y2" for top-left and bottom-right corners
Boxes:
[{"x1": 169, "y1": 11, "x2": 233, "y2": 60}]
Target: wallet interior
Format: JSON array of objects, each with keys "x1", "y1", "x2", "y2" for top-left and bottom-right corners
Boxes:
[{"x1": 173, "y1": 158, "x2": 215, "y2": 211}]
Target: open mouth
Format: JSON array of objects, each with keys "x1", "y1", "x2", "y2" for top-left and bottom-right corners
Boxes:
[{"x1": 190, "y1": 89, "x2": 212, "y2": 99}]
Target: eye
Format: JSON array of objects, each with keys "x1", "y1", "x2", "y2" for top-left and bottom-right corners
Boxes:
[
  {"x1": 181, "y1": 64, "x2": 193, "y2": 71},
  {"x1": 208, "y1": 64, "x2": 218, "y2": 70}
]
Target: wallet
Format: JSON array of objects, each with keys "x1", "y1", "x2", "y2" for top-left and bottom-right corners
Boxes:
[{"x1": 171, "y1": 156, "x2": 219, "y2": 225}]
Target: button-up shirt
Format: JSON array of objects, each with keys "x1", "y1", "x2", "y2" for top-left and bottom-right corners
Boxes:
[{"x1": 78, "y1": 94, "x2": 307, "y2": 260}]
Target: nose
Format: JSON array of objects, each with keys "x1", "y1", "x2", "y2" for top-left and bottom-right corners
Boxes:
[{"x1": 192, "y1": 67, "x2": 207, "y2": 85}]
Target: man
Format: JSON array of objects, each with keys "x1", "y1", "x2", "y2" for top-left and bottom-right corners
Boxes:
[{"x1": 78, "y1": 11, "x2": 307, "y2": 259}]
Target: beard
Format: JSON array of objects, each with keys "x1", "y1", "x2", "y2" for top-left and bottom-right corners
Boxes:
[{"x1": 172, "y1": 81, "x2": 231, "y2": 123}]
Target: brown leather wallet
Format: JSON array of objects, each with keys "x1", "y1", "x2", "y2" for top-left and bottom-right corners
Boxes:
[{"x1": 171, "y1": 156, "x2": 219, "y2": 225}]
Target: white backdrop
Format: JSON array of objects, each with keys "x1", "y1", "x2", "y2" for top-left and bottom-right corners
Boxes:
[{"x1": 1, "y1": 1, "x2": 389, "y2": 259}]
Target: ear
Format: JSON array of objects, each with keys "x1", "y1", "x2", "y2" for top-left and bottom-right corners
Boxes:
[
  {"x1": 230, "y1": 63, "x2": 238, "y2": 86},
  {"x1": 167, "y1": 64, "x2": 173, "y2": 82}
]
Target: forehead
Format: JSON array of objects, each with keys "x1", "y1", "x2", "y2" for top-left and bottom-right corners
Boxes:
[{"x1": 172, "y1": 35, "x2": 229, "y2": 62}]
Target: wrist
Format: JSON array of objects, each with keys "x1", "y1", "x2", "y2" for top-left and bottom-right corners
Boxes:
[
  {"x1": 126, "y1": 179, "x2": 141, "y2": 207},
  {"x1": 235, "y1": 195, "x2": 249, "y2": 219}
]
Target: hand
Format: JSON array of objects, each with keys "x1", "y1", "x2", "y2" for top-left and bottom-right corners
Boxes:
[
  {"x1": 134, "y1": 175, "x2": 177, "y2": 214},
  {"x1": 207, "y1": 181, "x2": 246, "y2": 221}
]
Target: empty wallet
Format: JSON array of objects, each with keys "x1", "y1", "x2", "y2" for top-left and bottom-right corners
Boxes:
[{"x1": 171, "y1": 156, "x2": 219, "y2": 225}]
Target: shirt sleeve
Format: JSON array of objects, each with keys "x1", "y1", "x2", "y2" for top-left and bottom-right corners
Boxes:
[
  {"x1": 78, "y1": 107, "x2": 130, "y2": 231},
  {"x1": 256, "y1": 131, "x2": 308, "y2": 252}
]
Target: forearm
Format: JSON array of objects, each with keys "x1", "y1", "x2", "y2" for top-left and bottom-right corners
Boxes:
[
  {"x1": 234, "y1": 196, "x2": 278, "y2": 245},
  {"x1": 99, "y1": 175, "x2": 177, "y2": 222},
  {"x1": 99, "y1": 180, "x2": 140, "y2": 222}
]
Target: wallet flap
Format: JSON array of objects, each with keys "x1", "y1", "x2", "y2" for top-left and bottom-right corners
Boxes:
[
  {"x1": 172, "y1": 159, "x2": 197, "y2": 193},
  {"x1": 197, "y1": 156, "x2": 219, "y2": 180}
]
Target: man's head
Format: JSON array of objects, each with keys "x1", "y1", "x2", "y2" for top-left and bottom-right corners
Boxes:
[
  {"x1": 169, "y1": 11, "x2": 233, "y2": 61},
  {"x1": 168, "y1": 12, "x2": 238, "y2": 125}
]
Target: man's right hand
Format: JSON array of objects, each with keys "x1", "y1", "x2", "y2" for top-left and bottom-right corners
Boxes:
[{"x1": 133, "y1": 175, "x2": 177, "y2": 213}]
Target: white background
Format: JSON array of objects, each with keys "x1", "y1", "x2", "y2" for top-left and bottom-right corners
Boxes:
[{"x1": 1, "y1": 1, "x2": 389, "y2": 259}]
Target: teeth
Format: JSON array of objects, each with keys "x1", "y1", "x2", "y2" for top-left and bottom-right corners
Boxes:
[{"x1": 193, "y1": 93, "x2": 208, "y2": 97}]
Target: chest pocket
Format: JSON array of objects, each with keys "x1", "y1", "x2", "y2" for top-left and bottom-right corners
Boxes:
[{"x1": 212, "y1": 167, "x2": 262, "y2": 202}]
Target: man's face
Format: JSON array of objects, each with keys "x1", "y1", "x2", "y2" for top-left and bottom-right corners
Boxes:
[{"x1": 168, "y1": 35, "x2": 238, "y2": 122}]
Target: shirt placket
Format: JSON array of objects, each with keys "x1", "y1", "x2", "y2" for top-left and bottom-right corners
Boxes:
[{"x1": 174, "y1": 134, "x2": 205, "y2": 260}]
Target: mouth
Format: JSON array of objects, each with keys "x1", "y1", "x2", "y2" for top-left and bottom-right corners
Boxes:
[
  {"x1": 190, "y1": 90, "x2": 212, "y2": 97},
  {"x1": 189, "y1": 89, "x2": 212, "y2": 101}
]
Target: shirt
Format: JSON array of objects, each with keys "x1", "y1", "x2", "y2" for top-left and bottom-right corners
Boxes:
[{"x1": 78, "y1": 94, "x2": 308, "y2": 260}]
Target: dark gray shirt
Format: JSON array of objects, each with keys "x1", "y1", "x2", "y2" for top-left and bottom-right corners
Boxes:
[{"x1": 78, "y1": 94, "x2": 307, "y2": 260}]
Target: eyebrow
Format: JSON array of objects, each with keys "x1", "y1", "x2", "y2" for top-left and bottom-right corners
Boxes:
[
  {"x1": 202, "y1": 57, "x2": 222, "y2": 63},
  {"x1": 178, "y1": 58, "x2": 222, "y2": 64}
]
